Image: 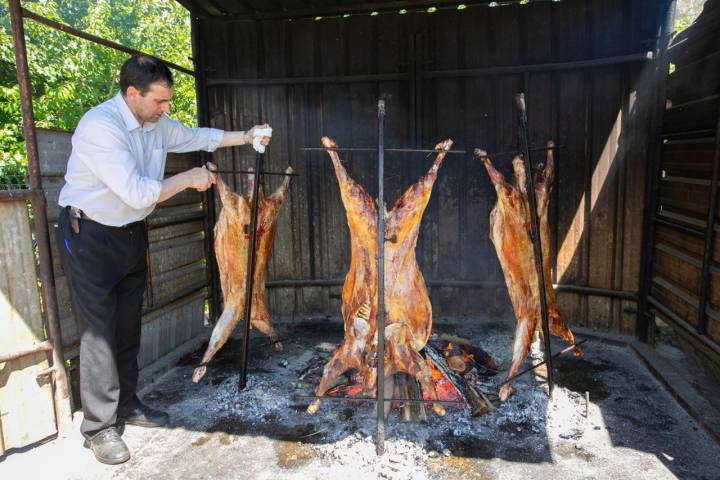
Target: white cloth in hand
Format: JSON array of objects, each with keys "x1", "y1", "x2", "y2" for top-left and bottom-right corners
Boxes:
[{"x1": 252, "y1": 126, "x2": 273, "y2": 153}]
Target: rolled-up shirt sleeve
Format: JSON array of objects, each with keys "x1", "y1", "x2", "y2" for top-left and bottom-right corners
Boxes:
[
  {"x1": 72, "y1": 120, "x2": 162, "y2": 210},
  {"x1": 164, "y1": 118, "x2": 224, "y2": 153}
]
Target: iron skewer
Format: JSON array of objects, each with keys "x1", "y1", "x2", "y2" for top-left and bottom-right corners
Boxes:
[
  {"x1": 293, "y1": 394, "x2": 465, "y2": 406},
  {"x1": 497, "y1": 339, "x2": 588, "y2": 387},
  {"x1": 300, "y1": 145, "x2": 560, "y2": 158},
  {"x1": 238, "y1": 153, "x2": 263, "y2": 390},
  {"x1": 376, "y1": 99, "x2": 386, "y2": 456},
  {"x1": 213, "y1": 169, "x2": 300, "y2": 177},
  {"x1": 516, "y1": 92, "x2": 555, "y2": 399}
]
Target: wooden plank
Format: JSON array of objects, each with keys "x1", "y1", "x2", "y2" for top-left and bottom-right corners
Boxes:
[
  {"x1": 0, "y1": 201, "x2": 56, "y2": 452},
  {"x1": 553, "y1": 0, "x2": 591, "y2": 328},
  {"x1": 292, "y1": 20, "x2": 324, "y2": 312},
  {"x1": 661, "y1": 138, "x2": 715, "y2": 178},
  {"x1": 659, "y1": 180, "x2": 711, "y2": 218},
  {"x1": 653, "y1": 245, "x2": 702, "y2": 297},
  {"x1": 433, "y1": 10, "x2": 462, "y2": 315},
  {"x1": 320, "y1": 16, "x2": 351, "y2": 315},
  {"x1": 667, "y1": 50, "x2": 720, "y2": 105},
  {"x1": 261, "y1": 19, "x2": 297, "y2": 317},
  {"x1": 651, "y1": 277, "x2": 699, "y2": 328},
  {"x1": 462, "y1": 6, "x2": 497, "y2": 316},
  {"x1": 663, "y1": 95, "x2": 720, "y2": 135},
  {"x1": 586, "y1": 68, "x2": 623, "y2": 330}
]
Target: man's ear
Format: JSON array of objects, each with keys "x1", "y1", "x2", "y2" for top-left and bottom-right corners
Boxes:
[{"x1": 126, "y1": 85, "x2": 141, "y2": 99}]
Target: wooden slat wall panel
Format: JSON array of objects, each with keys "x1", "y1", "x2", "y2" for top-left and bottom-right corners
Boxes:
[
  {"x1": 37, "y1": 130, "x2": 209, "y2": 406},
  {"x1": 197, "y1": 0, "x2": 663, "y2": 334},
  {"x1": 0, "y1": 201, "x2": 57, "y2": 453},
  {"x1": 646, "y1": 0, "x2": 720, "y2": 355}
]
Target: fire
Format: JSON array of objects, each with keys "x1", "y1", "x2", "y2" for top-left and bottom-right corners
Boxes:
[
  {"x1": 326, "y1": 384, "x2": 364, "y2": 397},
  {"x1": 423, "y1": 357, "x2": 462, "y2": 402}
]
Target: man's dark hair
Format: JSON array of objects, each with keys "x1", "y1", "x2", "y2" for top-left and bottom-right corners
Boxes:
[{"x1": 119, "y1": 55, "x2": 173, "y2": 96}]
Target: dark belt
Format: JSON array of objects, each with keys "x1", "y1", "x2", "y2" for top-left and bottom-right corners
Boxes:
[{"x1": 67, "y1": 206, "x2": 143, "y2": 231}]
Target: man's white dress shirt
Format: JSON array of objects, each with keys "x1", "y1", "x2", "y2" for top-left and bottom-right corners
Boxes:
[{"x1": 58, "y1": 92, "x2": 224, "y2": 226}]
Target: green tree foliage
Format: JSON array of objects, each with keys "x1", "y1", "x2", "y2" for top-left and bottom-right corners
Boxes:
[{"x1": 0, "y1": 0, "x2": 195, "y2": 188}]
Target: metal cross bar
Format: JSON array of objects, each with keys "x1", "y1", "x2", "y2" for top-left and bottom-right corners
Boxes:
[
  {"x1": 516, "y1": 93, "x2": 555, "y2": 399},
  {"x1": 293, "y1": 394, "x2": 465, "y2": 406},
  {"x1": 300, "y1": 145, "x2": 559, "y2": 157},
  {"x1": 21, "y1": 7, "x2": 195, "y2": 77},
  {"x1": 0, "y1": 340, "x2": 53, "y2": 363},
  {"x1": 497, "y1": 339, "x2": 588, "y2": 388},
  {"x1": 238, "y1": 153, "x2": 263, "y2": 390},
  {"x1": 300, "y1": 147, "x2": 466, "y2": 154},
  {"x1": 376, "y1": 99, "x2": 387, "y2": 456},
  {"x1": 213, "y1": 170, "x2": 300, "y2": 177}
]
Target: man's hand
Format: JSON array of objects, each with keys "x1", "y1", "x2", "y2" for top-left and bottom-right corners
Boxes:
[
  {"x1": 184, "y1": 166, "x2": 216, "y2": 192},
  {"x1": 247, "y1": 124, "x2": 272, "y2": 147}
]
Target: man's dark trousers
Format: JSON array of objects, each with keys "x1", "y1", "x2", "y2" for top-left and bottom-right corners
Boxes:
[{"x1": 55, "y1": 207, "x2": 147, "y2": 440}]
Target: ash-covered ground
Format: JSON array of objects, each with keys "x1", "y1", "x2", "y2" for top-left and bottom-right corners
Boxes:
[{"x1": 2, "y1": 315, "x2": 719, "y2": 480}]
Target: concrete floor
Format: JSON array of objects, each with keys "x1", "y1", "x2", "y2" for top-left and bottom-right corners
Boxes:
[{"x1": 1, "y1": 315, "x2": 719, "y2": 480}]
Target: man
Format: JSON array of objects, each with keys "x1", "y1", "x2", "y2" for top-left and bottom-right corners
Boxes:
[{"x1": 54, "y1": 54, "x2": 271, "y2": 465}]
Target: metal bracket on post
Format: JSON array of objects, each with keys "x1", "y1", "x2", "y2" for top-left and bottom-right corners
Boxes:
[
  {"x1": 376, "y1": 99, "x2": 386, "y2": 456},
  {"x1": 516, "y1": 93, "x2": 555, "y2": 399},
  {"x1": 238, "y1": 153, "x2": 264, "y2": 390}
]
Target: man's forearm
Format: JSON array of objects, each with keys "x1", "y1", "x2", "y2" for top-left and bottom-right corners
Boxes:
[
  {"x1": 218, "y1": 131, "x2": 249, "y2": 148},
  {"x1": 158, "y1": 172, "x2": 189, "y2": 203}
]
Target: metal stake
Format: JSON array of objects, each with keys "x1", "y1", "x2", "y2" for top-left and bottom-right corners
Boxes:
[
  {"x1": 516, "y1": 93, "x2": 554, "y2": 399},
  {"x1": 376, "y1": 99, "x2": 386, "y2": 456},
  {"x1": 8, "y1": 0, "x2": 72, "y2": 434},
  {"x1": 238, "y1": 153, "x2": 263, "y2": 390}
]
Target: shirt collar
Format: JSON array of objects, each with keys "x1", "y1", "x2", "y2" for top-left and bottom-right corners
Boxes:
[
  {"x1": 113, "y1": 92, "x2": 161, "y2": 132},
  {"x1": 114, "y1": 92, "x2": 141, "y2": 132}
]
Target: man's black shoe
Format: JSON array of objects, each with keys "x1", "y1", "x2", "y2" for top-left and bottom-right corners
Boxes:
[
  {"x1": 83, "y1": 427, "x2": 130, "y2": 465},
  {"x1": 117, "y1": 399, "x2": 169, "y2": 428}
]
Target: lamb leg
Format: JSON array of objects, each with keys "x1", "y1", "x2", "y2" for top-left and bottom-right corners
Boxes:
[{"x1": 499, "y1": 318, "x2": 534, "y2": 401}]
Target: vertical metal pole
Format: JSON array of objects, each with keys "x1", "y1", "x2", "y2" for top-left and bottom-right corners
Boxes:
[
  {"x1": 191, "y1": 16, "x2": 221, "y2": 324},
  {"x1": 376, "y1": 99, "x2": 386, "y2": 456},
  {"x1": 8, "y1": 0, "x2": 73, "y2": 433},
  {"x1": 516, "y1": 93, "x2": 554, "y2": 399},
  {"x1": 697, "y1": 112, "x2": 720, "y2": 335},
  {"x1": 238, "y1": 153, "x2": 263, "y2": 390},
  {"x1": 636, "y1": 0, "x2": 677, "y2": 341}
]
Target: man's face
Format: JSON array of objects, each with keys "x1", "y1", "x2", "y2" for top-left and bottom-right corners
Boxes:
[{"x1": 125, "y1": 81, "x2": 173, "y2": 124}]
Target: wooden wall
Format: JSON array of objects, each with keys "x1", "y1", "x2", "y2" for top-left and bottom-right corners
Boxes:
[
  {"x1": 645, "y1": 0, "x2": 720, "y2": 358},
  {"x1": 37, "y1": 129, "x2": 209, "y2": 402},
  {"x1": 196, "y1": 0, "x2": 665, "y2": 334}
]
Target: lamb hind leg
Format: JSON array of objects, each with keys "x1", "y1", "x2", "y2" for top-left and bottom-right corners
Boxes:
[
  {"x1": 192, "y1": 301, "x2": 241, "y2": 382},
  {"x1": 499, "y1": 318, "x2": 534, "y2": 401},
  {"x1": 251, "y1": 314, "x2": 284, "y2": 352},
  {"x1": 549, "y1": 309, "x2": 583, "y2": 357},
  {"x1": 307, "y1": 343, "x2": 357, "y2": 415}
]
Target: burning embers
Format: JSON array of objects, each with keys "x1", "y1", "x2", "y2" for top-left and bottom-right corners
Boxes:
[{"x1": 300, "y1": 333, "x2": 499, "y2": 419}]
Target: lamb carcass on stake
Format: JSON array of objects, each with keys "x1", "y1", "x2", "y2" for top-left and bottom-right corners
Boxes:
[
  {"x1": 307, "y1": 136, "x2": 452, "y2": 416},
  {"x1": 192, "y1": 164, "x2": 293, "y2": 383},
  {"x1": 476, "y1": 143, "x2": 582, "y2": 401}
]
